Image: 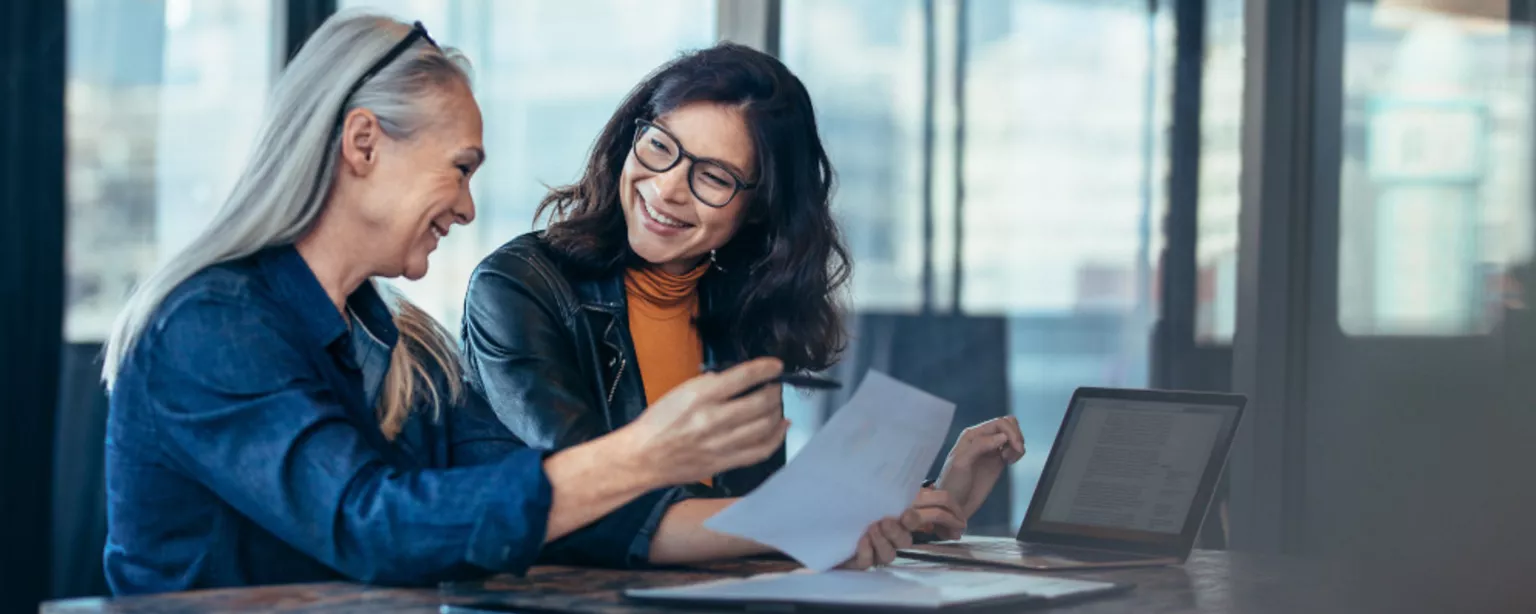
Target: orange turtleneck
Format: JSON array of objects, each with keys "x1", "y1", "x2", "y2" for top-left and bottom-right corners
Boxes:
[{"x1": 625, "y1": 263, "x2": 710, "y2": 410}]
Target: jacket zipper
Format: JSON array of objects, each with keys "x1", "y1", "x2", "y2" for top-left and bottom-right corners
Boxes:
[
  {"x1": 606, "y1": 354, "x2": 626, "y2": 406},
  {"x1": 603, "y1": 318, "x2": 626, "y2": 406}
]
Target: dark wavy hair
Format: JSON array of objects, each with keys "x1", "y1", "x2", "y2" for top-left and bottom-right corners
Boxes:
[{"x1": 535, "y1": 43, "x2": 849, "y2": 373}]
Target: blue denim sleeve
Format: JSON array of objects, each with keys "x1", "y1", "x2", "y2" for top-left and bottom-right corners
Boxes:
[
  {"x1": 142, "y1": 295, "x2": 552, "y2": 585},
  {"x1": 446, "y1": 387, "x2": 687, "y2": 568},
  {"x1": 447, "y1": 384, "x2": 540, "y2": 464},
  {"x1": 538, "y1": 486, "x2": 686, "y2": 568}
]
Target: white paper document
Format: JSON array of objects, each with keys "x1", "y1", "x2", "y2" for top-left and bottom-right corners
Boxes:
[
  {"x1": 704, "y1": 371, "x2": 956, "y2": 571},
  {"x1": 625, "y1": 568, "x2": 1126, "y2": 609}
]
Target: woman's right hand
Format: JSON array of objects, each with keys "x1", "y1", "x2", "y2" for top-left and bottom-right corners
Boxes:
[{"x1": 620, "y1": 357, "x2": 789, "y2": 487}]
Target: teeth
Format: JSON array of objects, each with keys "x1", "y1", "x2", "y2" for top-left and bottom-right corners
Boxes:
[
  {"x1": 642, "y1": 200, "x2": 688, "y2": 228},
  {"x1": 431, "y1": 226, "x2": 445, "y2": 238}
]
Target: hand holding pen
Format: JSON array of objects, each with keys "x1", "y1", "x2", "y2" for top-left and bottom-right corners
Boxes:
[{"x1": 701, "y1": 361, "x2": 842, "y2": 396}]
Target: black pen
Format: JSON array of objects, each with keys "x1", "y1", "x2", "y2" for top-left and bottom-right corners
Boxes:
[{"x1": 701, "y1": 362, "x2": 843, "y2": 391}]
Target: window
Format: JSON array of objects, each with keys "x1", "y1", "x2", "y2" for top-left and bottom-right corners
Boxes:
[
  {"x1": 784, "y1": 0, "x2": 1175, "y2": 527},
  {"x1": 340, "y1": 0, "x2": 717, "y2": 330},
  {"x1": 1196, "y1": 0, "x2": 1244, "y2": 344},
  {"x1": 781, "y1": 0, "x2": 929, "y2": 313},
  {"x1": 961, "y1": 0, "x2": 1173, "y2": 528},
  {"x1": 66, "y1": 0, "x2": 275, "y2": 341},
  {"x1": 1337, "y1": 1, "x2": 1534, "y2": 336}
]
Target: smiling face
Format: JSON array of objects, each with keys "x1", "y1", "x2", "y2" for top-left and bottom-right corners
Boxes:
[
  {"x1": 338, "y1": 79, "x2": 485, "y2": 280},
  {"x1": 619, "y1": 101, "x2": 756, "y2": 274}
]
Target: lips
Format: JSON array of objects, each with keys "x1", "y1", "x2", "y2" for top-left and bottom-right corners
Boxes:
[
  {"x1": 636, "y1": 183, "x2": 694, "y2": 229},
  {"x1": 643, "y1": 199, "x2": 691, "y2": 228}
]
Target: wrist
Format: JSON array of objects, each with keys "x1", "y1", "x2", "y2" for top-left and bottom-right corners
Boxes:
[{"x1": 598, "y1": 425, "x2": 668, "y2": 491}]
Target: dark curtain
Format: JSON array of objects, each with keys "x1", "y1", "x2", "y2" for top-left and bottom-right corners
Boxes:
[
  {"x1": 52, "y1": 344, "x2": 111, "y2": 598},
  {"x1": 0, "y1": 0, "x2": 66, "y2": 610},
  {"x1": 823, "y1": 313, "x2": 1015, "y2": 536}
]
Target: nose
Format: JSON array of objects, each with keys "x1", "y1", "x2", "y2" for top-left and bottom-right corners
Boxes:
[
  {"x1": 653, "y1": 163, "x2": 692, "y2": 206},
  {"x1": 454, "y1": 190, "x2": 476, "y2": 225}
]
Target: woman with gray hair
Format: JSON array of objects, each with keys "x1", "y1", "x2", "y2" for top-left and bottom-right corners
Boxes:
[{"x1": 101, "y1": 12, "x2": 941, "y2": 595}]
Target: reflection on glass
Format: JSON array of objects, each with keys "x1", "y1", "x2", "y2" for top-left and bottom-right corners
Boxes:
[
  {"x1": 1338, "y1": 1, "x2": 1533, "y2": 336},
  {"x1": 1196, "y1": 0, "x2": 1244, "y2": 345},
  {"x1": 340, "y1": 0, "x2": 717, "y2": 330},
  {"x1": 66, "y1": 0, "x2": 273, "y2": 341},
  {"x1": 964, "y1": 0, "x2": 1172, "y2": 528},
  {"x1": 781, "y1": 0, "x2": 929, "y2": 313},
  {"x1": 780, "y1": 0, "x2": 927, "y2": 457},
  {"x1": 786, "y1": 0, "x2": 1173, "y2": 526}
]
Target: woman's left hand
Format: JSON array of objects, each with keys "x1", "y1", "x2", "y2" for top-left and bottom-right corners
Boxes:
[
  {"x1": 839, "y1": 501, "x2": 966, "y2": 569},
  {"x1": 935, "y1": 416, "x2": 1026, "y2": 518}
]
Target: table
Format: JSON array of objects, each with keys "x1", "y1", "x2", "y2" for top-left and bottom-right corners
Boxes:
[{"x1": 42, "y1": 551, "x2": 1337, "y2": 614}]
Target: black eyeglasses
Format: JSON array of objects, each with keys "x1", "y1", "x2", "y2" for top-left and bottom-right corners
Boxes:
[
  {"x1": 333, "y1": 21, "x2": 439, "y2": 132},
  {"x1": 305, "y1": 22, "x2": 439, "y2": 209},
  {"x1": 631, "y1": 118, "x2": 757, "y2": 208}
]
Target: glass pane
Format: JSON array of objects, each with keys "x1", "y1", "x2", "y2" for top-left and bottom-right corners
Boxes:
[
  {"x1": 66, "y1": 0, "x2": 275, "y2": 341},
  {"x1": 1196, "y1": 0, "x2": 1244, "y2": 345},
  {"x1": 339, "y1": 0, "x2": 717, "y2": 329},
  {"x1": 781, "y1": 0, "x2": 929, "y2": 313},
  {"x1": 786, "y1": 0, "x2": 1173, "y2": 526},
  {"x1": 780, "y1": 0, "x2": 928, "y2": 457},
  {"x1": 961, "y1": 0, "x2": 1172, "y2": 527},
  {"x1": 1338, "y1": 1, "x2": 1534, "y2": 336}
]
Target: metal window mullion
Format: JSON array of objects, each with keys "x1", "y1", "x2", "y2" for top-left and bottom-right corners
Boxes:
[
  {"x1": 1228, "y1": 0, "x2": 1326, "y2": 555},
  {"x1": 284, "y1": 0, "x2": 338, "y2": 66},
  {"x1": 716, "y1": 0, "x2": 781, "y2": 56}
]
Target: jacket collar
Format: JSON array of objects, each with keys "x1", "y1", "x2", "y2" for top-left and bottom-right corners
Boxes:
[
  {"x1": 570, "y1": 267, "x2": 731, "y2": 365},
  {"x1": 570, "y1": 266, "x2": 719, "y2": 320},
  {"x1": 255, "y1": 244, "x2": 399, "y2": 351},
  {"x1": 571, "y1": 270, "x2": 626, "y2": 315}
]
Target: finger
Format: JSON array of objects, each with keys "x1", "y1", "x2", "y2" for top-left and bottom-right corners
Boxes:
[
  {"x1": 1002, "y1": 416, "x2": 1026, "y2": 458},
  {"x1": 712, "y1": 409, "x2": 787, "y2": 449},
  {"x1": 703, "y1": 358, "x2": 784, "y2": 400},
  {"x1": 900, "y1": 506, "x2": 925, "y2": 532},
  {"x1": 848, "y1": 533, "x2": 875, "y2": 570},
  {"x1": 715, "y1": 418, "x2": 790, "y2": 470},
  {"x1": 913, "y1": 488, "x2": 964, "y2": 520},
  {"x1": 878, "y1": 517, "x2": 914, "y2": 551},
  {"x1": 961, "y1": 418, "x2": 1004, "y2": 438},
  {"x1": 709, "y1": 381, "x2": 785, "y2": 427},
  {"x1": 868, "y1": 522, "x2": 897, "y2": 566},
  {"x1": 967, "y1": 432, "x2": 1010, "y2": 462},
  {"x1": 917, "y1": 506, "x2": 968, "y2": 536}
]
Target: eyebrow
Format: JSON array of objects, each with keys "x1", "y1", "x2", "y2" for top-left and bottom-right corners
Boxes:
[
  {"x1": 456, "y1": 146, "x2": 486, "y2": 170},
  {"x1": 653, "y1": 120, "x2": 754, "y2": 182}
]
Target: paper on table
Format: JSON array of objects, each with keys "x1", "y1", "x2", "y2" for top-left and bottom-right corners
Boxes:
[
  {"x1": 704, "y1": 370, "x2": 956, "y2": 571},
  {"x1": 625, "y1": 568, "x2": 1125, "y2": 608}
]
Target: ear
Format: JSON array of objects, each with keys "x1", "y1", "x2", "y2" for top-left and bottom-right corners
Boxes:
[{"x1": 338, "y1": 108, "x2": 383, "y2": 177}]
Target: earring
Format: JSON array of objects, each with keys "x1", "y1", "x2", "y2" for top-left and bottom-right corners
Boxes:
[{"x1": 709, "y1": 249, "x2": 728, "y2": 272}]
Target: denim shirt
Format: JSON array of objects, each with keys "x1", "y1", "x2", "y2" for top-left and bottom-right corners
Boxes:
[{"x1": 104, "y1": 245, "x2": 677, "y2": 595}]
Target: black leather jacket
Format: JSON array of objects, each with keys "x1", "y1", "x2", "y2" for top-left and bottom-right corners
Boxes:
[{"x1": 460, "y1": 232, "x2": 784, "y2": 497}]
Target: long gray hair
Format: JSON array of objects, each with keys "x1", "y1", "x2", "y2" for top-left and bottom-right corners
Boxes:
[{"x1": 104, "y1": 11, "x2": 471, "y2": 439}]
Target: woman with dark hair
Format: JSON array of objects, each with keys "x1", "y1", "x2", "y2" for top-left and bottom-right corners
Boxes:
[{"x1": 462, "y1": 43, "x2": 1023, "y2": 538}]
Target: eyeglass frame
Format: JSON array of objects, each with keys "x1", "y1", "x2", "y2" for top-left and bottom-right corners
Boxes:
[
  {"x1": 304, "y1": 22, "x2": 440, "y2": 210},
  {"x1": 336, "y1": 21, "x2": 438, "y2": 130},
  {"x1": 630, "y1": 118, "x2": 758, "y2": 208}
]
